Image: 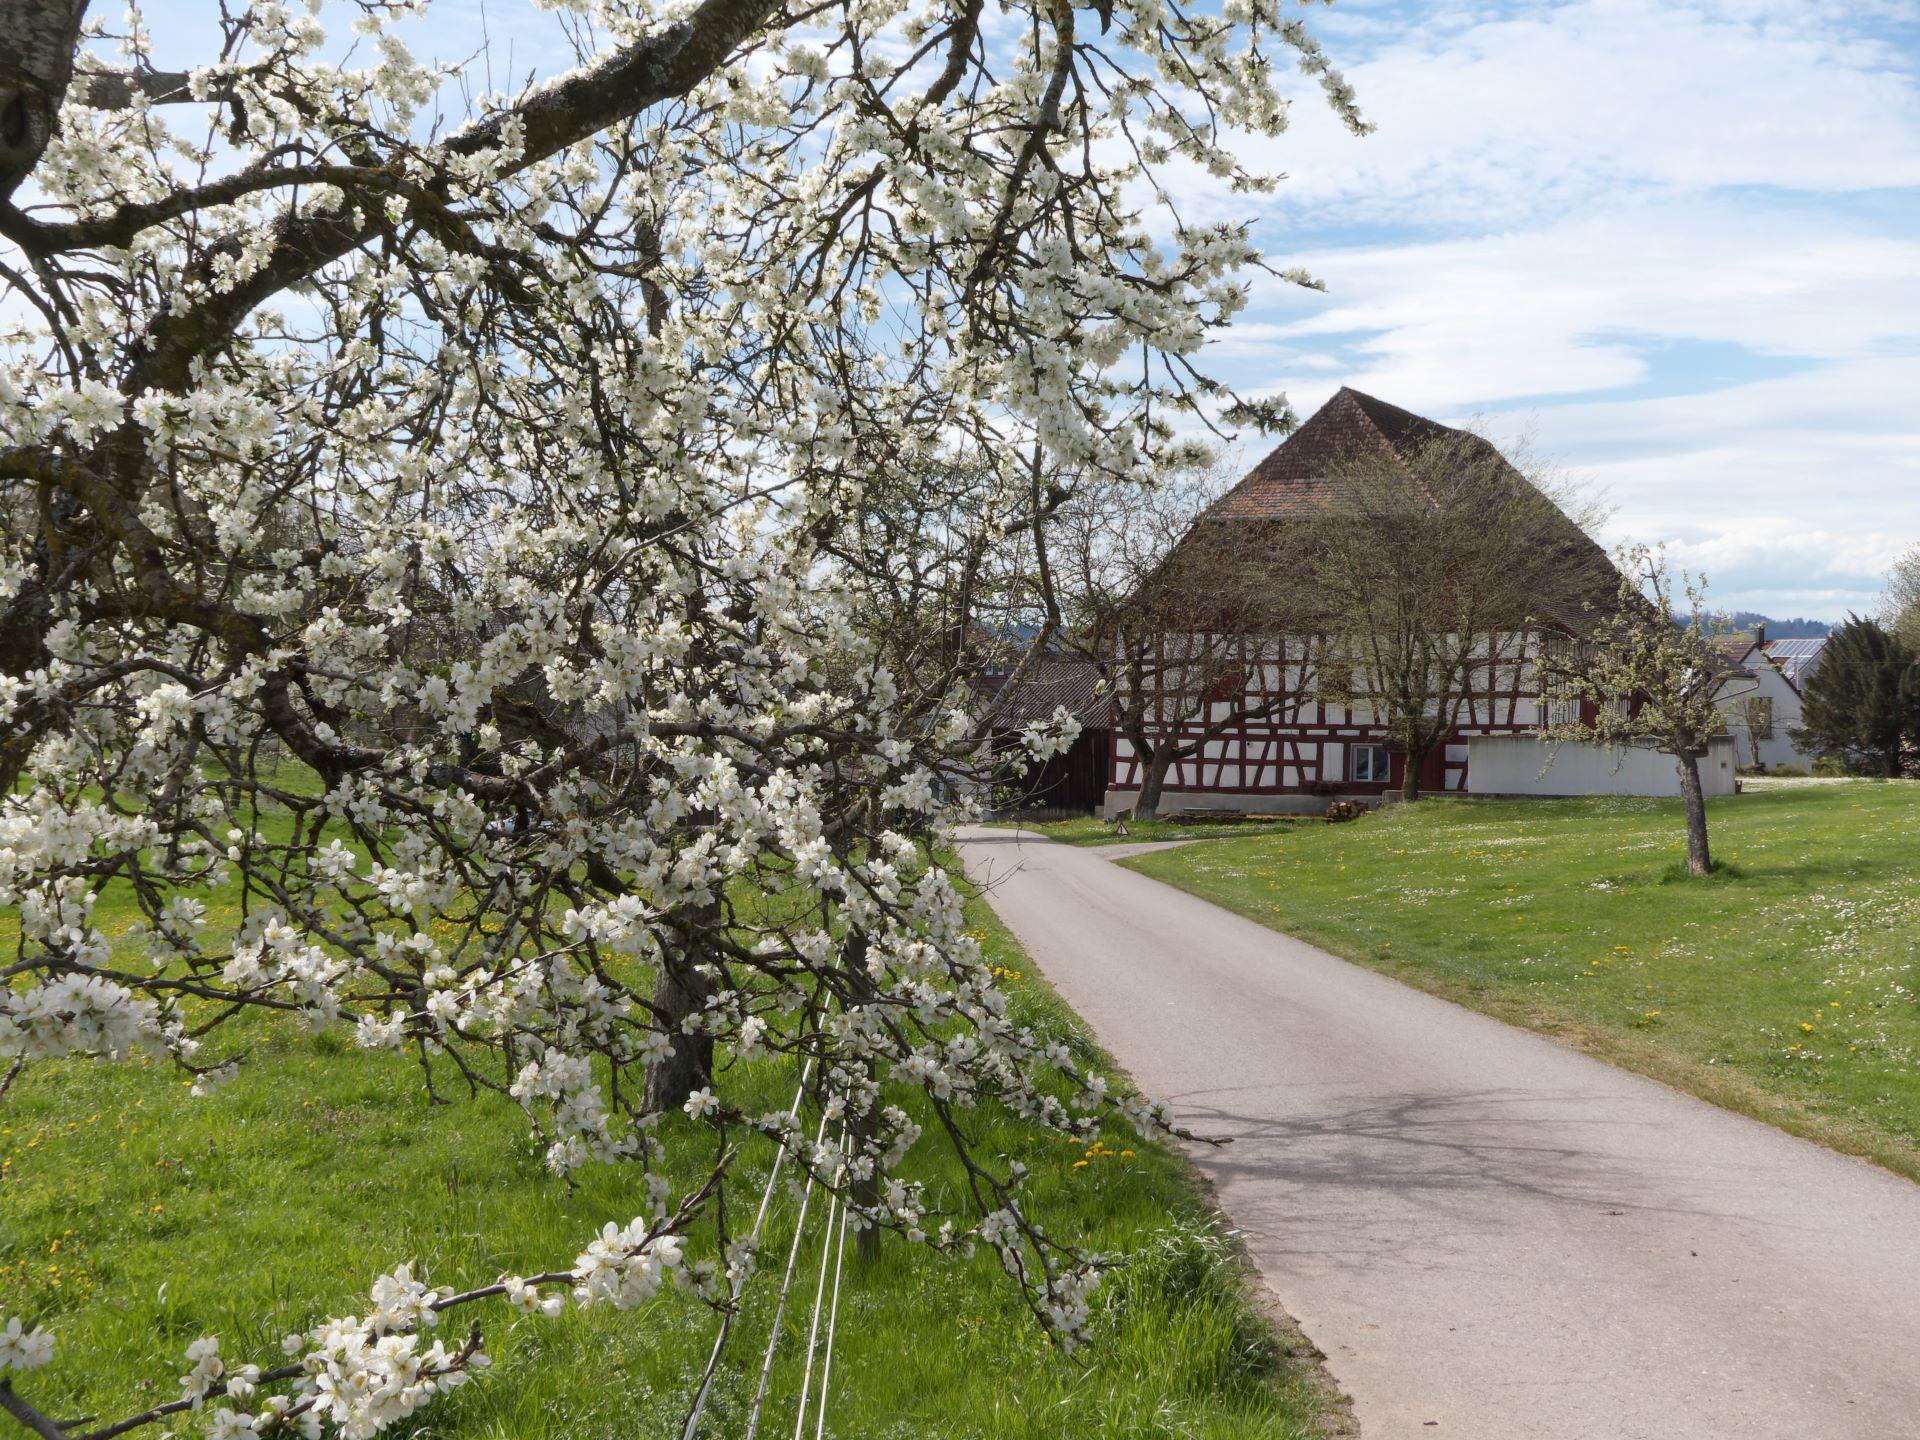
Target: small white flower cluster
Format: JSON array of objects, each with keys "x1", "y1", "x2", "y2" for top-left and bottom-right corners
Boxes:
[
  {"x1": 0, "y1": 972, "x2": 166, "y2": 1062},
  {"x1": 161, "y1": 1263, "x2": 486, "y2": 1440},
  {"x1": 0, "y1": 1314, "x2": 53, "y2": 1370},
  {"x1": 571, "y1": 1221, "x2": 687, "y2": 1311},
  {"x1": 180, "y1": 1334, "x2": 257, "y2": 1406},
  {"x1": 502, "y1": 1275, "x2": 567, "y2": 1319},
  {"x1": 509, "y1": 1048, "x2": 634, "y2": 1175},
  {"x1": 1042, "y1": 1268, "x2": 1103, "y2": 1343},
  {"x1": 299, "y1": 1322, "x2": 483, "y2": 1440},
  {"x1": 366, "y1": 1264, "x2": 440, "y2": 1334},
  {"x1": 223, "y1": 916, "x2": 353, "y2": 1028},
  {"x1": 1021, "y1": 707, "x2": 1083, "y2": 763}
]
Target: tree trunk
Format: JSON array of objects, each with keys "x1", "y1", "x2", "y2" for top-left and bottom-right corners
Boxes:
[
  {"x1": 1675, "y1": 751, "x2": 1712, "y2": 877},
  {"x1": 1135, "y1": 745, "x2": 1174, "y2": 822},
  {"x1": 644, "y1": 912, "x2": 717, "y2": 1113},
  {"x1": 1399, "y1": 747, "x2": 1424, "y2": 802}
]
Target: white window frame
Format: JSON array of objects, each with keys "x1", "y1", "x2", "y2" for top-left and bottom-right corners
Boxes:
[{"x1": 1351, "y1": 745, "x2": 1390, "y2": 783}]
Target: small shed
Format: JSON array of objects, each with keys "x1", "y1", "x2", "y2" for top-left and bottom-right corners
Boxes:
[{"x1": 974, "y1": 654, "x2": 1112, "y2": 816}]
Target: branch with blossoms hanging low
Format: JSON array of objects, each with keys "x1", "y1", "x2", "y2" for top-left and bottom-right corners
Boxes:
[{"x1": 0, "y1": 0, "x2": 1363, "y2": 1432}]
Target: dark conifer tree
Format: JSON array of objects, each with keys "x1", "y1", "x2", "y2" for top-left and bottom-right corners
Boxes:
[{"x1": 1792, "y1": 617, "x2": 1920, "y2": 777}]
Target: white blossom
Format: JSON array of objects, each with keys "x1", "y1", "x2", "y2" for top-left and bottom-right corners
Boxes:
[{"x1": 0, "y1": 1316, "x2": 53, "y2": 1371}]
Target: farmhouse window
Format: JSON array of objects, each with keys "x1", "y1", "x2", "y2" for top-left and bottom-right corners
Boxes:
[
  {"x1": 1351, "y1": 745, "x2": 1390, "y2": 783},
  {"x1": 1749, "y1": 697, "x2": 1774, "y2": 738}
]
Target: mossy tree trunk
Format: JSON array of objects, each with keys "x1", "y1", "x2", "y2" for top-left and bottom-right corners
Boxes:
[{"x1": 1134, "y1": 743, "x2": 1175, "y2": 822}]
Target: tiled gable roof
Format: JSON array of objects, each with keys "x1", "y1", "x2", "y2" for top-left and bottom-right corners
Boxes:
[{"x1": 1201, "y1": 387, "x2": 1621, "y2": 631}]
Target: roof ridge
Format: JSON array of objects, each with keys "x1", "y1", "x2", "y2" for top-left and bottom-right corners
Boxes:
[
  {"x1": 1211, "y1": 386, "x2": 1457, "y2": 520},
  {"x1": 1336, "y1": 386, "x2": 1459, "y2": 440},
  {"x1": 1192, "y1": 387, "x2": 1621, "y2": 631}
]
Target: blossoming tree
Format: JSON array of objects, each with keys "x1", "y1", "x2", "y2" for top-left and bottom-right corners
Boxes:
[
  {"x1": 0, "y1": 0, "x2": 1362, "y2": 1433},
  {"x1": 1539, "y1": 545, "x2": 1735, "y2": 878}
]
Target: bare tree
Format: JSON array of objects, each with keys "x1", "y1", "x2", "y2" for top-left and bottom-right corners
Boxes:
[
  {"x1": 1042, "y1": 469, "x2": 1322, "y2": 821},
  {"x1": 1731, "y1": 690, "x2": 1776, "y2": 771},
  {"x1": 1300, "y1": 427, "x2": 1611, "y2": 800},
  {"x1": 1541, "y1": 546, "x2": 1736, "y2": 877}
]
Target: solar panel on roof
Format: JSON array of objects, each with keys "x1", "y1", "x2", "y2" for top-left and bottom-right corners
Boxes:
[{"x1": 1764, "y1": 637, "x2": 1828, "y2": 683}]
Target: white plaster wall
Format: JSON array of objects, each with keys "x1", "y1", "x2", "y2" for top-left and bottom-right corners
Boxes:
[
  {"x1": 1466, "y1": 735, "x2": 1740, "y2": 798},
  {"x1": 1715, "y1": 665, "x2": 1814, "y2": 770}
]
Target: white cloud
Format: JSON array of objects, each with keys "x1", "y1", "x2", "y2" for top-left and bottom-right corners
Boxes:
[
  {"x1": 1623, "y1": 519, "x2": 1909, "y2": 616},
  {"x1": 1254, "y1": 0, "x2": 1920, "y2": 226},
  {"x1": 1456, "y1": 360, "x2": 1920, "y2": 617},
  {"x1": 1493, "y1": 356, "x2": 1920, "y2": 519},
  {"x1": 1243, "y1": 199, "x2": 1920, "y2": 410}
]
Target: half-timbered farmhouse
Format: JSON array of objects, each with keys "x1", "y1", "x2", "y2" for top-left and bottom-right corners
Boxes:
[{"x1": 1105, "y1": 388, "x2": 1620, "y2": 815}]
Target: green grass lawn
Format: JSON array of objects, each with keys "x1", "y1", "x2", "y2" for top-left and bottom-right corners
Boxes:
[
  {"x1": 1118, "y1": 780, "x2": 1920, "y2": 1179},
  {"x1": 1, "y1": 882, "x2": 1344, "y2": 1439}
]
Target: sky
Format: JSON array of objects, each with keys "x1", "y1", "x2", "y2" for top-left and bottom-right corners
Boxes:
[
  {"x1": 1194, "y1": 0, "x2": 1920, "y2": 621},
  {"x1": 123, "y1": 0, "x2": 1920, "y2": 620}
]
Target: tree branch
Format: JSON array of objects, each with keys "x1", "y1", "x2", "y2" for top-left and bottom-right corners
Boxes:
[{"x1": 0, "y1": 0, "x2": 87, "y2": 203}]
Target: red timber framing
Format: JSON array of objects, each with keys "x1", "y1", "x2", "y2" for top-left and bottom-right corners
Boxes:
[{"x1": 1110, "y1": 625, "x2": 1559, "y2": 798}]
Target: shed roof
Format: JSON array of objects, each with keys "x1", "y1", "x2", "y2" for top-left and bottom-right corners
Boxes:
[{"x1": 975, "y1": 652, "x2": 1110, "y2": 730}]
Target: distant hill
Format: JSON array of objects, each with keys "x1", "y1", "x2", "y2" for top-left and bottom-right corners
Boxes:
[{"x1": 1715, "y1": 611, "x2": 1833, "y2": 638}]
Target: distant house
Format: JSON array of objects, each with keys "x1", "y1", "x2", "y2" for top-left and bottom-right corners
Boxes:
[
  {"x1": 1713, "y1": 627, "x2": 1831, "y2": 771},
  {"x1": 975, "y1": 653, "x2": 1112, "y2": 815}
]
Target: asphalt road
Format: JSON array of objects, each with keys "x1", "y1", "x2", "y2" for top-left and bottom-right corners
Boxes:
[{"x1": 958, "y1": 826, "x2": 1920, "y2": 1440}]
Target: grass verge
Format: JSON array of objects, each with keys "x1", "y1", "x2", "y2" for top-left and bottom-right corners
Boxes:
[
  {"x1": 1, "y1": 881, "x2": 1346, "y2": 1439},
  {"x1": 1114, "y1": 781, "x2": 1920, "y2": 1181}
]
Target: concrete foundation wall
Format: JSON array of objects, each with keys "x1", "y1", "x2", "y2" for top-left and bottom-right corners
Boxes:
[
  {"x1": 1100, "y1": 790, "x2": 1343, "y2": 819},
  {"x1": 1466, "y1": 735, "x2": 1739, "y2": 798}
]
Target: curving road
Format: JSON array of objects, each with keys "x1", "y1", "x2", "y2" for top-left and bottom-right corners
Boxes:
[{"x1": 958, "y1": 827, "x2": 1920, "y2": 1440}]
